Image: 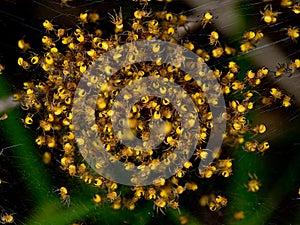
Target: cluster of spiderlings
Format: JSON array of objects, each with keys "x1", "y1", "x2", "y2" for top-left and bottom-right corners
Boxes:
[
  {"x1": 15, "y1": 0, "x2": 296, "y2": 214},
  {"x1": 15, "y1": 6, "x2": 200, "y2": 211}
]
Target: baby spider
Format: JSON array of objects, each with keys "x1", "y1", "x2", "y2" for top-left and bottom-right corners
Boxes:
[
  {"x1": 153, "y1": 198, "x2": 167, "y2": 215},
  {"x1": 287, "y1": 26, "x2": 299, "y2": 41},
  {"x1": 1, "y1": 213, "x2": 14, "y2": 224},
  {"x1": 55, "y1": 186, "x2": 71, "y2": 207},
  {"x1": 201, "y1": 12, "x2": 213, "y2": 28},
  {"x1": 108, "y1": 8, "x2": 123, "y2": 33},
  {"x1": 134, "y1": 9, "x2": 152, "y2": 19},
  {"x1": 245, "y1": 173, "x2": 261, "y2": 192},
  {"x1": 260, "y1": 4, "x2": 279, "y2": 24},
  {"x1": 43, "y1": 20, "x2": 55, "y2": 32},
  {"x1": 209, "y1": 31, "x2": 219, "y2": 46}
]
